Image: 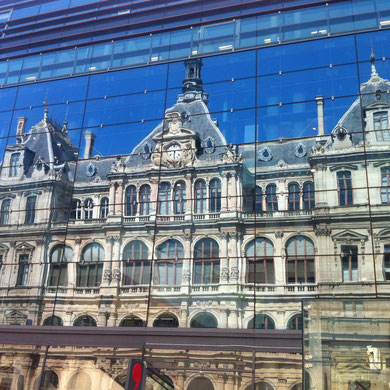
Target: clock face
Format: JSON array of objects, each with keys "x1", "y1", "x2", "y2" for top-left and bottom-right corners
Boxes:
[{"x1": 167, "y1": 144, "x2": 181, "y2": 160}]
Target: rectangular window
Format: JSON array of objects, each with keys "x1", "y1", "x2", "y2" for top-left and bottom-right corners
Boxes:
[
  {"x1": 16, "y1": 254, "x2": 29, "y2": 286},
  {"x1": 9, "y1": 153, "x2": 20, "y2": 177},
  {"x1": 25, "y1": 196, "x2": 36, "y2": 224},
  {"x1": 48, "y1": 264, "x2": 68, "y2": 287},
  {"x1": 337, "y1": 171, "x2": 353, "y2": 206},
  {"x1": 374, "y1": 111, "x2": 390, "y2": 141},
  {"x1": 384, "y1": 245, "x2": 390, "y2": 281},
  {"x1": 381, "y1": 167, "x2": 390, "y2": 204},
  {"x1": 0, "y1": 199, "x2": 10, "y2": 226},
  {"x1": 248, "y1": 259, "x2": 275, "y2": 284},
  {"x1": 341, "y1": 245, "x2": 358, "y2": 282}
]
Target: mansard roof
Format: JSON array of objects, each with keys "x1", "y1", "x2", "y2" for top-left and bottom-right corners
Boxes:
[{"x1": 9, "y1": 109, "x2": 79, "y2": 178}]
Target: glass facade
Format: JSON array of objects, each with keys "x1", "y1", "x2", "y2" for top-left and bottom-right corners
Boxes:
[{"x1": 0, "y1": 0, "x2": 390, "y2": 388}]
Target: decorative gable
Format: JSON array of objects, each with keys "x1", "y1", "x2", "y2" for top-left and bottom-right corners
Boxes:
[{"x1": 332, "y1": 230, "x2": 368, "y2": 243}]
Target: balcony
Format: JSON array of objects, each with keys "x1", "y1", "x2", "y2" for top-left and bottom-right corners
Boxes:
[{"x1": 243, "y1": 210, "x2": 312, "y2": 219}]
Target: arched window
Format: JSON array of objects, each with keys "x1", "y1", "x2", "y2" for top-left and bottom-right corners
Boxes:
[
  {"x1": 287, "y1": 314, "x2": 303, "y2": 330},
  {"x1": 337, "y1": 171, "x2": 353, "y2": 206},
  {"x1": 381, "y1": 167, "x2": 390, "y2": 204},
  {"x1": 48, "y1": 245, "x2": 72, "y2": 287},
  {"x1": 25, "y1": 195, "x2": 37, "y2": 224},
  {"x1": 0, "y1": 199, "x2": 11, "y2": 226},
  {"x1": 384, "y1": 245, "x2": 390, "y2": 281},
  {"x1": 125, "y1": 185, "x2": 137, "y2": 216},
  {"x1": 188, "y1": 377, "x2": 214, "y2": 390},
  {"x1": 303, "y1": 182, "x2": 315, "y2": 209},
  {"x1": 266, "y1": 184, "x2": 278, "y2": 211},
  {"x1": 73, "y1": 315, "x2": 97, "y2": 327},
  {"x1": 158, "y1": 182, "x2": 171, "y2": 215},
  {"x1": 173, "y1": 181, "x2": 186, "y2": 214},
  {"x1": 245, "y1": 382, "x2": 274, "y2": 390},
  {"x1": 70, "y1": 199, "x2": 82, "y2": 220},
  {"x1": 374, "y1": 111, "x2": 390, "y2": 141},
  {"x1": 246, "y1": 238, "x2": 274, "y2": 284},
  {"x1": 155, "y1": 240, "x2": 183, "y2": 285},
  {"x1": 139, "y1": 184, "x2": 151, "y2": 215},
  {"x1": 255, "y1": 186, "x2": 263, "y2": 212},
  {"x1": 248, "y1": 314, "x2": 275, "y2": 329},
  {"x1": 153, "y1": 313, "x2": 179, "y2": 327},
  {"x1": 193, "y1": 238, "x2": 220, "y2": 284},
  {"x1": 119, "y1": 316, "x2": 144, "y2": 327},
  {"x1": 9, "y1": 153, "x2": 20, "y2": 177},
  {"x1": 123, "y1": 240, "x2": 150, "y2": 285},
  {"x1": 194, "y1": 179, "x2": 207, "y2": 214},
  {"x1": 67, "y1": 371, "x2": 92, "y2": 390},
  {"x1": 43, "y1": 316, "x2": 63, "y2": 326},
  {"x1": 100, "y1": 197, "x2": 109, "y2": 219},
  {"x1": 286, "y1": 236, "x2": 315, "y2": 284},
  {"x1": 84, "y1": 198, "x2": 93, "y2": 220},
  {"x1": 190, "y1": 313, "x2": 218, "y2": 328},
  {"x1": 209, "y1": 178, "x2": 221, "y2": 213},
  {"x1": 288, "y1": 182, "x2": 300, "y2": 210},
  {"x1": 77, "y1": 243, "x2": 104, "y2": 287},
  {"x1": 39, "y1": 370, "x2": 59, "y2": 390}
]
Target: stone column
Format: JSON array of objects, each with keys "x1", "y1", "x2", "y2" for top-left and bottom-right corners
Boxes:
[
  {"x1": 299, "y1": 185, "x2": 304, "y2": 210},
  {"x1": 150, "y1": 178, "x2": 159, "y2": 215},
  {"x1": 176, "y1": 373, "x2": 185, "y2": 390},
  {"x1": 228, "y1": 309, "x2": 238, "y2": 329},
  {"x1": 262, "y1": 184, "x2": 267, "y2": 211},
  {"x1": 116, "y1": 181, "x2": 124, "y2": 215},
  {"x1": 69, "y1": 238, "x2": 80, "y2": 289},
  {"x1": 102, "y1": 237, "x2": 113, "y2": 286},
  {"x1": 182, "y1": 232, "x2": 191, "y2": 293},
  {"x1": 108, "y1": 183, "x2": 115, "y2": 215},
  {"x1": 230, "y1": 173, "x2": 238, "y2": 210},
  {"x1": 185, "y1": 173, "x2": 192, "y2": 217},
  {"x1": 229, "y1": 232, "x2": 239, "y2": 284},
  {"x1": 220, "y1": 309, "x2": 228, "y2": 328},
  {"x1": 112, "y1": 237, "x2": 121, "y2": 286},
  {"x1": 221, "y1": 173, "x2": 228, "y2": 212},
  {"x1": 274, "y1": 231, "x2": 285, "y2": 285},
  {"x1": 219, "y1": 232, "x2": 229, "y2": 284}
]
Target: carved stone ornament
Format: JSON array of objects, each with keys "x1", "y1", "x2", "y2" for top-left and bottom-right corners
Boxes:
[
  {"x1": 276, "y1": 159, "x2": 287, "y2": 168},
  {"x1": 275, "y1": 231, "x2": 284, "y2": 238},
  {"x1": 109, "y1": 157, "x2": 124, "y2": 173},
  {"x1": 220, "y1": 267, "x2": 230, "y2": 282},
  {"x1": 230, "y1": 267, "x2": 239, "y2": 281},
  {"x1": 103, "y1": 270, "x2": 112, "y2": 283},
  {"x1": 295, "y1": 142, "x2": 307, "y2": 158},
  {"x1": 86, "y1": 162, "x2": 97, "y2": 177},
  {"x1": 258, "y1": 146, "x2": 273, "y2": 162},
  {"x1": 315, "y1": 226, "x2": 331, "y2": 236},
  {"x1": 182, "y1": 269, "x2": 191, "y2": 282},
  {"x1": 112, "y1": 269, "x2": 121, "y2": 281},
  {"x1": 221, "y1": 144, "x2": 243, "y2": 164},
  {"x1": 151, "y1": 112, "x2": 198, "y2": 169}
]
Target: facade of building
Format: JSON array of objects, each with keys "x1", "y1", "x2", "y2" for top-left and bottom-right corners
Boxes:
[{"x1": 0, "y1": 0, "x2": 390, "y2": 389}]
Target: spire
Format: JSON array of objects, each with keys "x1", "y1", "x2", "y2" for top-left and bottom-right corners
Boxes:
[
  {"x1": 370, "y1": 45, "x2": 378, "y2": 78},
  {"x1": 43, "y1": 91, "x2": 49, "y2": 123},
  {"x1": 178, "y1": 58, "x2": 209, "y2": 103},
  {"x1": 62, "y1": 106, "x2": 69, "y2": 133}
]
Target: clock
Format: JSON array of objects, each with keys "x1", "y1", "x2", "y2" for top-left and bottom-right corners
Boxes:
[{"x1": 167, "y1": 144, "x2": 181, "y2": 160}]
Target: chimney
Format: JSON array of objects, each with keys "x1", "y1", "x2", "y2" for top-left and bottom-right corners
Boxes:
[
  {"x1": 16, "y1": 117, "x2": 26, "y2": 143},
  {"x1": 315, "y1": 96, "x2": 325, "y2": 136},
  {"x1": 83, "y1": 131, "x2": 96, "y2": 159}
]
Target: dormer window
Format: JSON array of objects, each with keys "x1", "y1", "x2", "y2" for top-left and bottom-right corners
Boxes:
[
  {"x1": 9, "y1": 153, "x2": 20, "y2": 177},
  {"x1": 374, "y1": 111, "x2": 390, "y2": 141}
]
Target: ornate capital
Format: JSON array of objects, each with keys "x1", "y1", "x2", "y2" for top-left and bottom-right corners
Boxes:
[{"x1": 275, "y1": 231, "x2": 284, "y2": 239}]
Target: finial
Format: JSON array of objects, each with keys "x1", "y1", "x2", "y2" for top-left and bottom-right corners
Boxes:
[
  {"x1": 43, "y1": 91, "x2": 49, "y2": 122},
  {"x1": 62, "y1": 106, "x2": 69, "y2": 133},
  {"x1": 370, "y1": 45, "x2": 378, "y2": 78}
]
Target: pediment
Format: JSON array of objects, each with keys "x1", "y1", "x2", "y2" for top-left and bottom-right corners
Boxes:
[
  {"x1": 377, "y1": 228, "x2": 390, "y2": 240},
  {"x1": 332, "y1": 230, "x2": 368, "y2": 242},
  {"x1": 4, "y1": 309, "x2": 27, "y2": 320},
  {"x1": 15, "y1": 242, "x2": 35, "y2": 251},
  {"x1": 364, "y1": 101, "x2": 390, "y2": 110},
  {"x1": 152, "y1": 112, "x2": 197, "y2": 142}
]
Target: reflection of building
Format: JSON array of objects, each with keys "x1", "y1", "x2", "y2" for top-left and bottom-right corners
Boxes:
[
  {"x1": 0, "y1": 344, "x2": 304, "y2": 390},
  {"x1": 0, "y1": 52, "x2": 390, "y2": 336},
  {"x1": 304, "y1": 299, "x2": 390, "y2": 390}
]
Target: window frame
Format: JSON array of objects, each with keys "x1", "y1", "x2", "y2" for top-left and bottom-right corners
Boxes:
[
  {"x1": 194, "y1": 179, "x2": 207, "y2": 214},
  {"x1": 286, "y1": 236, "x2": 315, "y2": 284},
  {"x1": 125, "y1": 185, "x2": 138, "y2": 216},
  {"x1": 24, "y1": 195, "x2": 37, "y2": 225},
  {"x1": 288, "y1": 182, "x2": 300, "y2": 211},
  {"x1": 209, "y1": 178, "x2": 221, "y2": 213},
  {"x1": 341, "y1": 245, "x2": 358, "y2": 282},
  {"x1": 246, "y1": 238, "x2": 275, "y2": 284},
  {"x1": 381, "y1": 167, "x2": 390, "y2": 204},
  {"x1": 173, "y1": 180, "x2": 186, "y2": 215},
  {"x1": 122, "y1": 240, "x2": 150, "y2": 286},
  {"x1": 155, "y1": 240, "x2": 183, "y2": 286},
  {"x1": 266, "y1": 184, "x2": 278, "y2": 211},
  {"x1": 193, "y1": 238, "x2": 220, "y2": 285},
  {"x1": 0, "y1": 199, "x2": 11, "y2": 226},
  {"x1": 337, "y1": 171, "x2": 353, "y2": 206}
]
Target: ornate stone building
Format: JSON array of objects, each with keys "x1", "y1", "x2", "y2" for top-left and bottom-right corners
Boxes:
[{"x1": 0, "y1": 54, "x2": 390, "y2": 388}]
